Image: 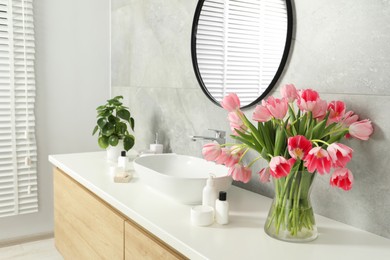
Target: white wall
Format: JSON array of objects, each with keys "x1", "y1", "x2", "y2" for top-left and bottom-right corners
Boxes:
[
  {"x1": 112, "y1": 0, "x2": 390, "y2": 238},
  {"x1": 0, "y1": 0, "x2": 110, "y2": 242}
]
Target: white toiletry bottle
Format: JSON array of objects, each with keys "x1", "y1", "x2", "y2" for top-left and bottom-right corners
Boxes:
[
  {"x1": 118, "y1": 151, "x2": 128, "y2": 170},
  {"x1": 216, "y1": 191, "x2": 229, "y2": 225},
  {"x1": 202, "y1": 175, "x2": 217, "y2": 209},
  {"x1": 150, "y1": 132, "x2": 163, "y2": 154}
]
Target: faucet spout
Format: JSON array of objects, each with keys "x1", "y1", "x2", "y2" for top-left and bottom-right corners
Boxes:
[{"x1": 190, "y1": 129, "x2": 226, "y2": 145}]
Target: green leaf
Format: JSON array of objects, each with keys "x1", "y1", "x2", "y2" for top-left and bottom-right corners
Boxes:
[
  {"x1": 124, "y1": 135, "x2": 135, "y2": 151},
  {"x1": 235, "y1": 129, "x2": 263, "y2": 152},
  {"x1": 97, "y1": 118, "x2": 107, "y2": 128},
  {"x1": 288, "y1": 105, "x2": 296, "y2": 122},
  {"x1": 327, "y1": 130, "x2": 349, "y2": 144},
  {"x1": 116, "y1": 122, "x2": 127, "y2": 135},
  {"x1": 262, "y1": 121, "x2": 275, "y2": 152},
  {"x1": 230, "y1": 135, "x2": 258, "y2": 152},
  {"x1": 312, "y1": 118, "x2": 327, "y2": 139},
  {"x1": 92, "y1": 125, "x2": 99, "y2": 135},
  {"x1": 102, "y1": 122, "x2": 115, "y2": 136},
  {"x1": 129, "y1": 117, "x2": 135, "y2": 131},
  {"x1": 96, "y1": 105, "x2": 106, "y2": 110},
  {"x1": 274, "y1": 126, "x2": 286, "y2": 156},
  {"x1": 108, "y1": 135, "x2": 119, "y2": 146},
  {"x1": 98, "y1": 136, "x2": 109, "y2": 149},
  {"x1": 98, "y1": 110, "x2": 111, "y2": 118},
  {"x1": 240, "y1": 115, "x2": 264, "y2": 150},
  {"x1": 298, "y1": 113, "x2": 307, "y2": 135},
  {"x1": 108, "y1": 115, "x2": 116, "y2": 123},
  {"x1": 117, "y1": 109, "x2": 130, "y2": 121}
]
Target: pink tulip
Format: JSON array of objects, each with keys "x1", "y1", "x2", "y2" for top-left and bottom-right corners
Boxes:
[
  {"x1": 252, "y1": 104, "x2": 272, "y2": 122},
  {"x1": 215, "y1": 147, "x2": 230, "y2": 165},
  {"x1": 262, "y1": 96, "x2": 288, "y2": 120},
  {"x1": 202, "y1": 142, "x2": 221, "y2": 161},
  {"x1": 328, "y1": 101, "x2": 346, "y2": 124},
  {"x1": 304, "y1": 147, "x2": 332, "y2": 174},
  {"x1": 297, "y1": 89, "x2": 327, "y2": 119},
  {"x1": 269, "y1": 156, "x2": 295, "y2": 179},
  {"x1": 311, "y1": 99, "x2": 328, "y2": 119},
  {"x1": 258, "y1": 167, "x2": 271, "y2": 183},
  {"x1": 221, "y1": 93, "x2": 240, "y2": 112},
  {"x1": 298, "y1": 89, "x2": 320, "y2": 110},
  {"x1": 340, "y1": 111, "x2": 359, "y2": 138},
  {"x1": 349, "y1": 119, "x2": 373, "y2": 141},
  {"x1": 327, "y1": 143, "x2": 353, "y2": 168},
  {"x1": 228, "y1": 164, "x2": 252, "y2": 183},
  {"x1": 228, "y1": 111, "x2": 247, "y2": 135},
  {"x1": 281, "y1": 84, "x2": 299, "y2": 103},
  {"x1": 340, "y1": 111, "x2": 359, "y2": 127},
  {"x1": 330, "y1": 168, "x2": 354, "y2": 191},
  {"x1": 287, "y1": 135, "x2": 312, "y2": 160},
  {"x1": 224, "y1": 152, "x2": 241, "y2": 167}
]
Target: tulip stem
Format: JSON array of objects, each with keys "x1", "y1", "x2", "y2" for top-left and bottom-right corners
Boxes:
[
  {"x1": 321, "y1": 127, "x2": 348, "y2": 139},
  {"x1": 311, "y1": 139, "x2": 330, "y2": 147},
  {"x1": 247, "y1": 156, "x2": 262, "y2": 168}
]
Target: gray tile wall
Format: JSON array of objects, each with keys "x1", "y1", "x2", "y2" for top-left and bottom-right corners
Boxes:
[{"x1": 111, "y1": 0, "x2": 390, "y2": 238}]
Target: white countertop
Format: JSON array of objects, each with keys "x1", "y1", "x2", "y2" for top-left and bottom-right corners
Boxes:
[{"x1": 49, "y1": 152, "x2": 390, "y2": 260}]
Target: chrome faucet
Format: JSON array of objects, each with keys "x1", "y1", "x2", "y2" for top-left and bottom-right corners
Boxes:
[{"x1": 190, "y1": 129, "x2": 226, "y2": 145}]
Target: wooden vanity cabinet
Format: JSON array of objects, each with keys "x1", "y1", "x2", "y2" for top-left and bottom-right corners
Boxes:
[
  {"x1": 124, "y1": 220, "x2": 184, "y2": 260},
  {"x1": 53, "y1": 168, "x2": 186, "y2": 260}
]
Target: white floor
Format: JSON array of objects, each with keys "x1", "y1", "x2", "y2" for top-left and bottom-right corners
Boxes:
[{"x1": 0, "y1": 238, "x2": 63, "y2": 260}]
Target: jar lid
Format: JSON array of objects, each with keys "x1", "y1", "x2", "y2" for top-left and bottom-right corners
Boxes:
[{"x1": 190, "y1": 205, "x2": 214, "y2": 226}]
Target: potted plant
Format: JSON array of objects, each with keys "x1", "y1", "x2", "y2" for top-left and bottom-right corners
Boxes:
[{"x1": 92, "y1": 96, "x2": 135, "y2": 161}]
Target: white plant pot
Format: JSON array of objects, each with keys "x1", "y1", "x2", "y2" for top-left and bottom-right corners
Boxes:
[{"x1": 106, "y1": 140, "x2": 123, "y2": 162}]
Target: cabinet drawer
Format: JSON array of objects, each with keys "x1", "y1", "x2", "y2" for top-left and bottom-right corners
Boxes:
[
  {"x1": 54, "y1": 168, "x2": 124, "y2": 259},
  {"x1": 125, "y1": 220, "x2": 187, "y2": 260}
]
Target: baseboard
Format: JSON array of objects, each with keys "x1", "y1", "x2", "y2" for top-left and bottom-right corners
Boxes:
[{"x1": 0, "y1": 232, "x2": 54, "y2": 248}]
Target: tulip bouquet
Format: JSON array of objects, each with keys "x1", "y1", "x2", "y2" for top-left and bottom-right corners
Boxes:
[{"x1": 202, "y1": 84, "x2": 373, "y2": 241}]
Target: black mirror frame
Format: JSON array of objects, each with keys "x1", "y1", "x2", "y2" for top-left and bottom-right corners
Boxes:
[{"x1": 191, "y1": 0, "x2": 294, "y2": 110}]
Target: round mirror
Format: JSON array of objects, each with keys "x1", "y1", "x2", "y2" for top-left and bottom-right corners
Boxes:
[{"x1": 191, "y1": 0, "x2": 293, "y2": 109}]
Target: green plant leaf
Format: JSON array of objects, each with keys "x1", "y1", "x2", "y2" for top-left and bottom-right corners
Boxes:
[
  {"x1": 98, "y1": 136, "x2": 109, "y2": 149},
  {"x1": 97, "y1": 118, "x2": 107, "y2": 128},
  {"x1": 102, "y1": 122, "x2": 115, "y2": 136},
  {"x1": 274, "y1": 126, "x2": 286, "y2": 156},
  {"x1": 262, "y1": 121, "x2": 275, "y2": 152},
  {"x1": 240, "y1": 115, "x2": 264, "y2": 150},
  {"x1": 298, "y1": 113, "x2": 307, "y2": 135},
  {"x1": 117, "y1": 109, "x2": 130, "y2": 121},
  {"x1": 230, "y1": 135, "x2": 258, "y2": 151},
  {"x1": 235, "y1": 129, "x2": 262, "y2": 152},
  {"x1": 108, "y1": 115, "x2": 116, "y2": 123},
  {"x1": 129, "y1": 117, "x2": 135, "y2": 131},
  {"x1": 92, "y1": 125, "x2": 99, "y2": 135},
  {"x1": 108, "y1": 135, "x2": 119, "y2": 146},
  {"x1": 124, "y1": 135, "x2": 135, "y2": 151},
  {"x1": 327, "y1": 130, "x2": 349, "y2": 144},
  {"x1": 116, "y1": 122, "x2": 127, "y2": 135}
]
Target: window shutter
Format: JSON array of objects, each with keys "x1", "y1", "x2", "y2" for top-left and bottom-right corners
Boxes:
[
  {"x1": 196, "y1": 0, "x2": 288, "y2": 106},
  {"x1": 0, "y1": 0, "x2": 38, "y2": 218}
]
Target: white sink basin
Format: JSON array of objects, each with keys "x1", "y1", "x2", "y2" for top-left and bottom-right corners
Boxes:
[{"x1": 133, "y1": 154, "x2": 232, "y2": 204}]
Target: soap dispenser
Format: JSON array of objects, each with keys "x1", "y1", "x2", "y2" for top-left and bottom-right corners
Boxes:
[
  {"x1": 202, "y1": 175, "x2": 217, "y2": 209},
  {"x1": 118, "y1": 151, "x2": 128, "y2": 170},
  {"x1": 150, "y1": 132, "x2": 163, "y2": 154},
  {"x1": 216, "y1": 191, "x2": 229, "y2": 225}
]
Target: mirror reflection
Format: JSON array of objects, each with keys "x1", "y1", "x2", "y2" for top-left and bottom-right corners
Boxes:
[{"x1": 192, "y1": 0, "x2": 293, "y2": 108}]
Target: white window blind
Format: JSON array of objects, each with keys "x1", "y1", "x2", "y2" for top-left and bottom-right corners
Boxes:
[
  {"x1": 0, "y1": 0, "x2": 38, "y2": 218},
  {"x1": 196, "y1": 0, "x2": 288, "y2": 106}
]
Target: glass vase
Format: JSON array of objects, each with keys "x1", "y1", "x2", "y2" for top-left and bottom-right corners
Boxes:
[{"x1": 264, "y1": 170, "x2": 318, "y2": 242}]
